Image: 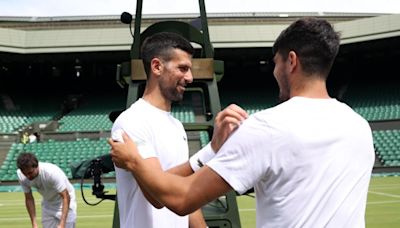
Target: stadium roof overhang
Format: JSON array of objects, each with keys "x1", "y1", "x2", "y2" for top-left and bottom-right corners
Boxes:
[{"x1": 0, "y1": 13, "x2": 399, "y2": 54}]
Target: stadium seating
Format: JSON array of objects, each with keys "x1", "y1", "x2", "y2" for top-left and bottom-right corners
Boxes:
[
  {"x1": 342, "y1": 84, "x2": 400, "y2": 121},
  {"x1": 0, "y1": 86, "x2": 398, "y2": 228},
  {"x1": 220, "y1": 89, "x2": 278, "y2": 111},
  {"x1": 57, "y1": 114, "x2": 114, "y2": 132},
  {"x1": 57, "y1": 104, "x2": 196, "y2": 132},
  {"x1": 57, "y1": 94, "x2": 125, "y2": 132},
  {"x1": 0, "y1": 93, "x2": 61, "y2": 133},
  {"x1": 1, "y1": 82, "x2": 400, "y2": 183},
  {"x1": 0, "y1": 111, "x2": 30, "y2": 133},
  {"x1": 373, "y1": 129, "x2": 400, "y2": 166},
  {"x1": 0, "y1": 138, "x2": 113, "y2": 181},
  {"x1": 0, "y1": 110, "x2": 57, "y2": 134},
  {"x1": 171, "y1": 106, "x2": 196, "y2": 123}
]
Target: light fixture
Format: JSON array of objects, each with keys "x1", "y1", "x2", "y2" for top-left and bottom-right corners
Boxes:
[{"x1": 74, "y1": 59, "x2": 82, "y2": 77}]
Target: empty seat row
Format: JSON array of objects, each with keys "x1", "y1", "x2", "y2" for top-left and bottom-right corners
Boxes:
[{"x1": 373, "y1": 129, "x2": 400, "y2": 166}]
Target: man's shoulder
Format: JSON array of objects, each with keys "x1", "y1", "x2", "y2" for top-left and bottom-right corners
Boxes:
[
  {"x1": 39, "y1": 162, "x2": 66, "y2": 176},
  {"x1": 114, "y1": 101, "x2": 167, "y2": 132},
  {"x1": 16, "y1": 169, "x2": 26, "y2": 181},
  {"x1": 40, "y1": 162, "x2": 58, "y2": 169},
  {"x1": 116, "y1": 101, "x2": 152, "y2": 121}
]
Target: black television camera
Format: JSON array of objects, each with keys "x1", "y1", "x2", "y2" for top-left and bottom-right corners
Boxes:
[
  {"x1": 70, "y1": 154, "x2": 116, "y2": 205},
  {"x1": 69, "y1": 110, "x2": 124, "y2": 205}
]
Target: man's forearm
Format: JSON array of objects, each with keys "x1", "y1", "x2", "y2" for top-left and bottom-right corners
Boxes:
[
  {"x1": 136, "y1": 176, "x2": 164, "y2": 209},
  {"x1": 25, "y1": 197, "x2": 38, "y2": 227},
  {"x1": 189, "y1": 209, "x2": 207, "y2": 228},
  {"x1": 59, "y1": 190, "x2": 70, "y2": 228},
  {"x1": 132, "y1": 161, "x2": 194, "y2": 209},
  {"x1": 172, "y1": 162, "x2": 208, "y2": 227},
  {"x1": 167, "y1": 161, "x2": 194, "y2": 176},
  {"x1": 129, "y1": 159, "x2": 211, "y2": 216}
]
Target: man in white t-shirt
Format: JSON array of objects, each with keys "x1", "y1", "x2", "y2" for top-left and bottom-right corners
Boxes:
[
  {"x1": 111, "y1": 31, "x2": 247, "y2": 228},
  {"x1": 109, "y1": 17, "x2": 375, "y2": 227},
  {"x1": 17, "y1": 152, "x2": 77, "y2": 228}
]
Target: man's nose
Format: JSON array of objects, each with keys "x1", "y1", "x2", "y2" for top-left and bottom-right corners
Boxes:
[{"x1": 185, "y1": 70, "x2": 193, "y2": 84}]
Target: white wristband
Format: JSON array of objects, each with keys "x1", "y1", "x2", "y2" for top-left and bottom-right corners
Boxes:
[{"x1": 189, "y1": 143, "x2": 216, "y2": 172}]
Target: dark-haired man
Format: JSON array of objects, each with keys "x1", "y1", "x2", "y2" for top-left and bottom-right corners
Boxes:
[
  {"x1": 111, "y1": 31, "x2": 248, "y2": 228},
  {"x1": 17, "y1": 152, "x2": 76, "y2": 228}
]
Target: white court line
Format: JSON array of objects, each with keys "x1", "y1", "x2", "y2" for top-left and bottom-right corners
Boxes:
[
  {"x1": 370, "y1": 183, "x2": 400, "y2": 187},
  {"x1": 369, "y1": 185, "x2": 400, "y2": 190},
  {"x1": 368, "y1": 190, "x2": 400, "y2": 199},
  {"x1": 371, "y1": 183, "x2": 400, "y2": 186},
  {"x1": 239, "y1": 208, "x2": 256, "y2": 212},
  {"x1": 367, "y1": 200, "x2": 400, "y2": 205}
]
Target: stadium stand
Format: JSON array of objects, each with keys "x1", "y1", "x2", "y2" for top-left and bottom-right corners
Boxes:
[
  {"x1": 374, "y1": 129, "x2": 400, "y2": 166},
  {"x1": 0, "y1": 138, "x2": 113, "y2": 181},
  {"x1": 0, "y1": 94, "x2": 61, "y2": 134},
  {"x1": 342, "y1": 84, "x2": 400, "y2": 121},
  {"x1": 2, "y1": 81, "x2": 400, "y2": 182},
  {"x1": 57, "y1": 93, "x2": 125, "y2": 132}
]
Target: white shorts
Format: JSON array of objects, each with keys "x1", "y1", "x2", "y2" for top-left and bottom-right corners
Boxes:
[
  {"x1": 42, "y1": 218, "x2": 76, "y2": 228},
  {"x1": 42, "y1": 206, "x2": 76, "y2": 228}
]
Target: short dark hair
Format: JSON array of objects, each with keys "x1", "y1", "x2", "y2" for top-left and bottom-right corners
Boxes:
[
  {"x1": 272, "y1": 17, "x2": 340, "y2": 77},
  {"x1": 141, "y1": 32, "x2": 194, "y2": 78},
  {"x1": 16, "y1": 152, "x2": 38, "y2": 170}
]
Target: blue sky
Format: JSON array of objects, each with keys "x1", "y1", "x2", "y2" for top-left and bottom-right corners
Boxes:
[{"x1": 0, "y1": 0, "x2": 399, "y2": 17}]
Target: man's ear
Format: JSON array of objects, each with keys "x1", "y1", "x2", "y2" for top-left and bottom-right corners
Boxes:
[
  {"x1": 287, "y1": 51, "x2": 298, "y2": 72},
  {"x1": 151, "y1": 58, "x2": 163, "y2": 77}
]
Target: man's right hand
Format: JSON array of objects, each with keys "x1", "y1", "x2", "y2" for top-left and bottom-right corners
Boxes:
[
  {"x1": 211, "y1": 104, "x2": 248, "y2": 152},
  {"x1": 108, "y1": 132, "x2": 143, "y2": 171}
]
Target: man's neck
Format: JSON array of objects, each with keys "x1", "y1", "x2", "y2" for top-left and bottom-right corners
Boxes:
[
  {"x1": 291, "y1": 78, "x2": 330, "y2": 99},
  {"x1": 142, "y1": 92, "x2": 171, "y2": 112}
]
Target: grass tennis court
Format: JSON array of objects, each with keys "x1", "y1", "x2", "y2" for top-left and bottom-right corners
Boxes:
[{"x1": 0, "y1": 176, "x2": 399, "y2": 227}]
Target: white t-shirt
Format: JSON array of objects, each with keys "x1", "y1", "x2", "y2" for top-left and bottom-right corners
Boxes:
[
  {"x1": 207, "y1": 97, "x2": 375, "y2": 228},
  {"x1": 112, "y1": 98, "x2": 189, "y2": 228},
  {"x1": 28, "y1": 134, "x2": 37, "y2": 143},
  {"x1": 17, "y1": 162, "x2": 77, "y2": 222}
]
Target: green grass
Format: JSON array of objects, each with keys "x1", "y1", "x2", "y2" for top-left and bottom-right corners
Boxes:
[
  {"x1": 365, "y1": 176, "x2": 400, "y2": 227},
  {"x1": 0, "y1": 176, "x2": 399, "y2": 227},
  {"x1": 0, "y1": 188, "x2": 117, "y2": 228}
]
